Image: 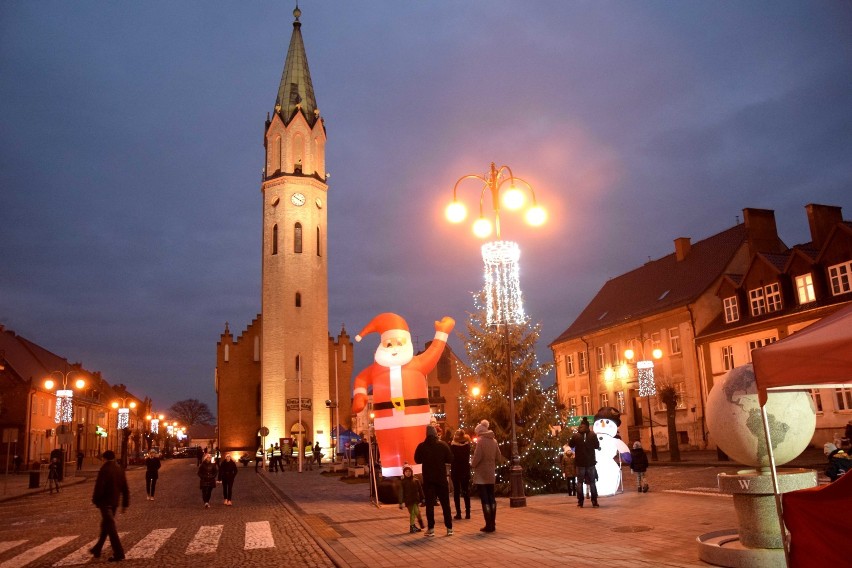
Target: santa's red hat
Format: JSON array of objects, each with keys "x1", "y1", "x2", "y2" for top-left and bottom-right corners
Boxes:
[{"x1": 355, "y1": 313, "x2": 409, "y2": 342}]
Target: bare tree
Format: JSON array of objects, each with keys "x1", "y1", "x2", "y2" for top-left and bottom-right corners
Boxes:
[
  {"x1": 169, "y1": 399, "x2": 215, "y2": 428},
  {"x1": 658, "y1": 385, "x2": 681, "y2": 462}
]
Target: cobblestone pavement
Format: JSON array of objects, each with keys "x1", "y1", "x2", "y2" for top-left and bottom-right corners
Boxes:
[{"x1": 0, "y1": 459, "x2": 334, "y2": 567}]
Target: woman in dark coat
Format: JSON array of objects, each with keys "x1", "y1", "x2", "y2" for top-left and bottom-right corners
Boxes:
[
  {"x1": 197, "y1": 453, "x2": 219, "y2": 508},
  {"x1": 218, "y1": 453, "x2": 238, "y2": 506},
  {"x1": 144, "y1": 450, "x2": 161, "y2": 500},
  {"x1": 450, "y1": 429, "x2": 472, "y2": 520}
]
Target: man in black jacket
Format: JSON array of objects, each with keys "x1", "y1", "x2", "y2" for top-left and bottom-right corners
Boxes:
[
  {"x1": 414, "y1": 424, "x2": 454, "y2": 536},
  {"x1": 569, "y1": 417, "x2": 600, "y2": 508},
  {"x1": 90, "y1": 450, "x2": 130, "y2": 561}
]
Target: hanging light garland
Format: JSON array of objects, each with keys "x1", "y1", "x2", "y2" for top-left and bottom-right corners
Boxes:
[{"x1": 54, "y1": 390, "x2": 73, "y2": 424}]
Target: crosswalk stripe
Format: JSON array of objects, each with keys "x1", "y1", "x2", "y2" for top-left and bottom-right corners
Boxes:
[
  {"x1": 244, "y1": 521, "x2": 274, "y2": 549},
  {"x1": 53, "y1": 532, "x2": 129, "y2": 566},
  {"x1": 185, "y1": 525, "x2": 223, "y2": 555},
  {"x1": 0, "y1": 536, "x2": 76, "y2": 568},
  {"x1": 125, "y1": 528, "x2": 175, "y2": 560},
  {"x1": 0, "y1": 543, "x2": 26, "y2": 556}
]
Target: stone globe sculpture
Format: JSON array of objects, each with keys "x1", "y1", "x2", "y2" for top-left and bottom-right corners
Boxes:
[{"x1": 706, "y1": 363, "x2": 815, "y2": 469}]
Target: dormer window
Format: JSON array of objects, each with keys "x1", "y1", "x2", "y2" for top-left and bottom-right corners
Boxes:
[
  {"x1": 795, "y1": 273, "x2": 816, "y2": 304},
  {"x1": 828, "y1": 261, "x2": 852, "y2": 296},
  {"x1": 764, "y1": 283, "x2": 782, "y2": 313},
  {"x1": 749, "y1": 288, "x2": 766, "y2": 316},
  {"x1": 723, "y1": 296, "x2": 740, "y2": 323}
]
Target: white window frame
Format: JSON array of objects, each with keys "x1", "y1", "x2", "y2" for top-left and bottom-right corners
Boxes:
[
  {"x1": 565, "y1": 354, "x2": 575, "y2": 377},
  {"x1": 835, "y1": 387, "x2": 852, "y2": 411},
  {"x1": 765, "y1": 283, "x2": 782, "y2": 313},
  {"x1": 616, "y1": 391, "x2": 626, "y2": 414},
  {"x1": 596, "y1": 346, "x2": 605, "y2": 370},
  {"x1": 577, "y1": 352, "x2": 588, "y2": 374},
  {"x1": 600, "y1": 392, "x2": 609, "y2": 408},
  {"x1": 828, "y1": 261, "x2": 852, "y2": 296},
  {"x1": 723, "y1": 296, "x2": 740, "y2": 323},
  {"x1": 795, "y1": 273, "x2": 816, "y2": 305},
  {"x1": 749, "y1": 287, "x2": 766, "y2": 316},
  {"x1": 722, "y1": 345, "x2": 735, "y2": 371},
  {"x1": 568, "y1": 397, "x2": 577, "y2": 417},
  {"x1": 581, "y1": 395, "x2": 591, "y2": 416},
  {"x1": 748, "y1": 337, "x2": 777, "y2": 361},
  {"x1": 809, "y1": 389, "x2": 823, "y2": 413},
  {"x1": 609, "y1": 343, "x2": 619, "y2": 366},
  {"x1": 669, "y1": 327, "x2": 681, "y2": 354}
]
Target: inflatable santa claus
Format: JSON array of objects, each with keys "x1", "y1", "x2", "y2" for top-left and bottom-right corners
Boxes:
[{"x1": 352, "y1": 312, "x2": 455, "y2": 477}]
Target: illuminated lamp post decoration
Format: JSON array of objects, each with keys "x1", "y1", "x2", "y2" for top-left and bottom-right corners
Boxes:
[
  {"x1": 44, "y1": 371, "x2": 86, "y2": 475},
  {"x1": 625, "y1": 341, "x2": 663, "y2": 461},
  {"x1": 446, "y1": 162, "x2": 546, "y2": 508},
  {"x1": 111, "y1": 398, "x2": 137, "y2": 469}
]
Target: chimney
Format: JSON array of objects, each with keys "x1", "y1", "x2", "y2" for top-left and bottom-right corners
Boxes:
[
  {"x1": 743, "y1": 208, "x2": 783, "y2": 256},
  {"x1": 674, "y1": 237, "x2": 691, "y2": 261},
  {"x1": 805, "y1": 203, "x2": 842, "y2": 251}
]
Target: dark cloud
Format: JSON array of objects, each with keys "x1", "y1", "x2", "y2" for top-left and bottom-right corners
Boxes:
[{"x1": 2, "y1": 2, "x2": 851, "y2": 412}]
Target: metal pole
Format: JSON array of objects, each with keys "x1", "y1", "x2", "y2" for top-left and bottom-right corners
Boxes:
[
  {"x1": 646, "y1": 395, "x2": 658, "y2": 461},
  {"x1": 298, "y1": 354, "x2": 303, "y2": 473},
  {"x1": 504, "y1": 315, "x2": 526, "y2": 507}
]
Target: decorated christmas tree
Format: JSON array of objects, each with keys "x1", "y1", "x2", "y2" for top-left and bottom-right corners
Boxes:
[{"x1": 456, "y1": 291, "x2": 563, "y2": 495}]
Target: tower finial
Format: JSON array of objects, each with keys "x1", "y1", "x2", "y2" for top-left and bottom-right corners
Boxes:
[{"x1": 294, "y1": 5, "x2": 301, "y2": 22}]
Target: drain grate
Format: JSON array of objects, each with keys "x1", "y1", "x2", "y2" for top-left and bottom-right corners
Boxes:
[{"x1": 611, "y1": 525, "x2": 653, "y2": 533}]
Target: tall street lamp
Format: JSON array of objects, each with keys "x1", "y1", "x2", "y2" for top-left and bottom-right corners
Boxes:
[
  {"x1": 44, "y1": 371, "x2": 86, "y2": 477},
  {"x1": 111, "y1": 397, "x2": 137, "y2": 469},
  {"x1": 145, "y1": 413, "x2": 164, "y2": 451},
  {"x1": 446, "y1": 162, "x2": 546, "y2": 508},
  {"x1": 624, "y1": 340, "x2": 663, "y2": 461}
]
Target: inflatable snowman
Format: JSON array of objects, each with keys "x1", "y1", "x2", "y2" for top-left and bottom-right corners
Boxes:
[{"x1": 592, "y1": 407, "x2": 632, "y2": 496}]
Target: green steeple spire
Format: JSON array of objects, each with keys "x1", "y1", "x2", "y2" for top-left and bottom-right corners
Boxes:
[{"x1": 274, "y1": 6, "x2": 318, "y2": 127}]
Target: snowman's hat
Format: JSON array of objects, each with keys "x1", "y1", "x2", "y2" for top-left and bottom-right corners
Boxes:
[
  {"x1": 594, "y1": 406, "x2": 622, "y2": 427},
  {"x1": 355, "y1": 313, "x2": 409, "y2": 342}
]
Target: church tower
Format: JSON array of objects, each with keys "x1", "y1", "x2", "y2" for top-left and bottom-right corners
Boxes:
[{"x1": 260, "y1": 7, "x2": 329, "y2": 448}]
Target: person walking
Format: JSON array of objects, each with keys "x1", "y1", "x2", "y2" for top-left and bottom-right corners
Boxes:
[
  {"x1": 89, "y1": 450, "x2": 129, "y2": 562},
  {"x1": 197, "y1": 453, "x2": 219, "y2": 508},
  {"x1": 313, "y1": 442, "x2": 322, "y2": 469},
  {"x1": 218, "y1": 453, "x2": 238, "y2": 505},
  {"x1": 255, "y1": 447, "x2": 264, "y2": 473},
  {"x1": 450, "y1": 429, "x2": 472, "y2": 520},
  {"x1": 569, "y1": 417, "x2": 600, "y2": 508},
  {"x1": 144, "y1": 450, "x2": 161, "y2": 500},
  {"x1": 77, "y1": 450, "x2": 85, "y2": 471},
  {"x1": 47, "y1": 457, "x2": 61, "y2": 494},
  {"x1": 630, "y1": 441, "x2": 650, "y2": 492},
  {"x1": 471, "y1": 419, "x2": 501, "y2": 533},
  {"x1": 414, "y1": 424, "x2": 454, "y2": 537},
  {"x1": 398, "y1": 465, "x2": 426, "y2": 533},
  {"x1": 561, "y1": 442, "x2": 577, "y2": 496}
]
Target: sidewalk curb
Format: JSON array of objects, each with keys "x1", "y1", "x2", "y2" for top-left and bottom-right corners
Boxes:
[{"x1": 257, "y1": 470, "x2": 352, "y2": 568}]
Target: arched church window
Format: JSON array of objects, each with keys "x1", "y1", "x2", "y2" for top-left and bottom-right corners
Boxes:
[
  {"x1": 272, "y1": 224, "x2": 278, "y2": 255},
  {"x1": 295, "y1": 292, "x2": 301, "y2": 307},
  {"x1": 316, "y1": 226, "x2": 321, "y2": 257},
  {"x1": 295, "y1": 355, "x2": 300, "y2": 372},
  {"x1": 294, "y1": 223, "x2": 302, "y2": 253}
]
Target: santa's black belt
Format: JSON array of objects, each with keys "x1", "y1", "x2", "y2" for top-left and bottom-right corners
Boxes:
[{"x1": 373, "y1": 398, "x2": 430, "y2": 411}]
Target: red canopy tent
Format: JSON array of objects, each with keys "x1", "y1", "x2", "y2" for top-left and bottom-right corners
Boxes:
[
  {"x1": 751, "y1": 302, "x2": 852, "y2": 567},
  {"x1": 752, "y1": 302, "x2": 852, "y2": 406}
]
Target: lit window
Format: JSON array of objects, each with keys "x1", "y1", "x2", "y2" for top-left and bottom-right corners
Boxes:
[
  {"x1": 749, "y1": 288, "x2": 766, "y2": 316},
  {"x1": 669, "y1": 328, "x2": 681, "y2": 354},
  {"x1": 828, "y1": 261, "x2": 852, "y2": 295},
  {"x1": 765, "y1": 283, "x2": 782, "y2": 313},
  {"x1": 722, "y1": 345, "x2": 735, "y2": 371},
  {"x1": 724, "y1": 296, "x2": 740, "y2": 323},
  {"x1": 795, "y1": 273, "x2": 816, "y2": 304}
]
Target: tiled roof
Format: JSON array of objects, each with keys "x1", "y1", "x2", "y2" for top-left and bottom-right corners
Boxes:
[
  {"x1": 759, "y1": 252, "x2": 791, "y2": 272},
  {"x1": 550, "y1": 223, "x2": 747, "y2": 344}
]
